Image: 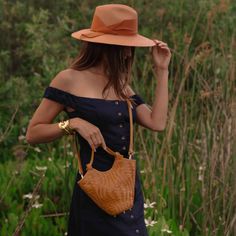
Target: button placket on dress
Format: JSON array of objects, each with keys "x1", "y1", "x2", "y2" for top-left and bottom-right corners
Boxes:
[
  {"x1": 115, "y1": 102, "x2": 127, "y2": 152},
  {"x1": 114, "y1": 99, "x2": 139, "y2": 231}
]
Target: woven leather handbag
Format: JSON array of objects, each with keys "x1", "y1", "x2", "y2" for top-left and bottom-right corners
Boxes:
[{"x1": 72, "y1": 98, "x2": 136, "y2": 216}]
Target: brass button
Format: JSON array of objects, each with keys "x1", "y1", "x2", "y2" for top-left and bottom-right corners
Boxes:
[
  {"x1": 119, "y1": 124, "x2": 123, "y2": 128},
  {"x1": 115, "y1": 101, "x2": 119, "y2": 105},
  {"x1": 121, "y1": 136, "x2": 125, "y2": 140},
  {"x1": 130, "y1": 214, "x2": 134, "y2": 219},
  {"x1": 118, "y1": 112, "x2": 122, "y2": 116},
  {"x1": 135, "y1": 229, "x2": 140, "y2": 233},
  {"x1": 122, "y1": 146, "x2": 126, "y2": 150}
]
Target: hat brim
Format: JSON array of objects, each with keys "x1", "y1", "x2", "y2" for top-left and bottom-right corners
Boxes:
[{"x1": 71, "y1": 29, "x2": 156, "y2": 47}]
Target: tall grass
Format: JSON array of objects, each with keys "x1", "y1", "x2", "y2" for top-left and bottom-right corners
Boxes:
[{"x1": 0, "y1": 0, "x2": 235, "y2": 235}]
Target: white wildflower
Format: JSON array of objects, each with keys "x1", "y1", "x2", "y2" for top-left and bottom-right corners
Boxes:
[
  {"x1": 144, "y1": 199, "x2": 156, "y2": 209},
  {"x1": 48, "y1": 157, "x2": 52, "y2": 162},
  {"x1": 18, "y1": 135, "x2": 25, "y2": 141},
  {"x1": 22, "y1": 193, "x2": 33, "y2": 199},
  {"x1": 68, "y1": 151, "x2": 74, "y2": 156},
  {"x1": 32, "y1": 200, "x2": 43, "y2": 208},
  {"x1": 198, "y1": 175, "x2": 203, "y2": 181},
  {"x1": 161, "y1": 228, "x2": 172, "y2": 234},
  {"x1": 198, "y1": 165, "x2": 204, "y2": 181},
  {"x1": 144, "y1": 217, "x2": 157, "y2": 227},
  {"x1": 36, "y1": 166, "x2": 47, "y2": 171},
  {"x1": 22, "y1": 193, "x2": 40, "y2": 200},
  {"x1": 34, "y1": 147, "x2": 41, "y2": 152}
]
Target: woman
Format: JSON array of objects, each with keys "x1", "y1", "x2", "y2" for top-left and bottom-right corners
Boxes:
[{"x1": 26, "y1": 4, "x2": 171, "y2": 236}]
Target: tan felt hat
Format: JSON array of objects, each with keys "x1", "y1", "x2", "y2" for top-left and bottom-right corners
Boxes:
[{"x1": 71, "y1": 4, "x2": 156, "y2": 47}]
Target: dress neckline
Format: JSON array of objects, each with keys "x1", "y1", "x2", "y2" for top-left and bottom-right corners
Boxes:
[{"x1": 47, "y1": 86, "x2": 137, "y2": 102}]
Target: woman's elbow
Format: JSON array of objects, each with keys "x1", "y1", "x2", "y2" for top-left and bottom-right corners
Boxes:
[
  {"x1": 25, "y1": 125, "x2": 38, "y2": 145},
  {"x1": 26, "y1": 130, "x2": 34, "y2": 145},
  {"x1": 151, "y1": 123, "x2": 166, "y2": 132}
]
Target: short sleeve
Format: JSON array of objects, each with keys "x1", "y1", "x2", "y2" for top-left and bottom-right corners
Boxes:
[
  {"x1": 131, "y1": 94, "x2": 145, "y2": 107},
  {"x1": 42, "y1": 86, "x2": 76, "y2": 110}
]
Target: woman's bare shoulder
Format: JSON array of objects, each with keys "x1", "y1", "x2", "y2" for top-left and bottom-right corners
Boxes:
[{"x1": 48, "y1": 68, "x2": 83, "y2": 92}]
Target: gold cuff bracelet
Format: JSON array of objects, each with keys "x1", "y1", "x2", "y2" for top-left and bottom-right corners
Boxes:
[{"x1": 58, "y1": 119, "x2": 75, "y2": 135}]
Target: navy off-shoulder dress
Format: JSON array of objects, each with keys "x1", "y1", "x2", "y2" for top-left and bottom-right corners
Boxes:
[{"x1": 43, "y1": 86, "x2": 148, "y2": 236}]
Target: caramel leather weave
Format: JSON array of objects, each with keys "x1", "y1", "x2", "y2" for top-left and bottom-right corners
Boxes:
[{"x1": 72, "y1": 98, "x2": 136, "y2": 216}]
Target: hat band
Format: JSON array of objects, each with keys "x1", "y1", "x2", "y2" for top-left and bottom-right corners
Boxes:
[{"x1": 81, "y1": 16, "x2": 137, "y2": 38}]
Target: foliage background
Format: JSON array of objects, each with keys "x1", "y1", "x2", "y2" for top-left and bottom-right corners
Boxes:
[{"x1": 0, "y1": 0, "x2": 235, "y2": 235}]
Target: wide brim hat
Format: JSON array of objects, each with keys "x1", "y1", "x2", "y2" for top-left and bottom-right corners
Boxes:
[{"x1": 71, "y1": 4, "x2": 156, "y2": 47}]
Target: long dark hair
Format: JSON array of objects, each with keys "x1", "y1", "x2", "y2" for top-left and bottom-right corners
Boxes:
[{"x1": 69, "y1": 41, "x2": 135, "y2": 101}]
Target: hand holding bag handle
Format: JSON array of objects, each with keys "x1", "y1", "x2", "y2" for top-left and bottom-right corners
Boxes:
[{"x1": 71, "y1": 98, "x2": 136, "y2": 216}]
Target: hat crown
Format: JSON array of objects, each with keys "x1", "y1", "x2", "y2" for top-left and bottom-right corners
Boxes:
[{"x1": 90, "y1": 4, "x2": 138, "y2": 35}]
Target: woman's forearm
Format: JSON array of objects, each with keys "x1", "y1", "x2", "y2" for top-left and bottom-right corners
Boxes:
[
  {"x1": 26, "y1": 122, "x2": 67, "y2": 145},
  {"x1": 151, "y1": 68, "x2": 169, "y2": 130}
]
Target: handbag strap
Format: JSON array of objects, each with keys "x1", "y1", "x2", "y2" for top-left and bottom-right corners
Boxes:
[{"x1": 72, "y1": 98, "x2": 134, "y2": 178}]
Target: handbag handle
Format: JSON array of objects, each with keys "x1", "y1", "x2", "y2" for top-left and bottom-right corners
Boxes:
[{"x1": 72, "y1": 98, "x2": 134, "y2": 178}]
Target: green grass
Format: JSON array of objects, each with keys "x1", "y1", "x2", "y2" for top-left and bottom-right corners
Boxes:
[{"x1": 0, "y1": 0, "x2": 235, "y2": 235}]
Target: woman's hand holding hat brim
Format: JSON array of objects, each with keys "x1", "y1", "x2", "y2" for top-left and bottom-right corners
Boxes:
[{"x1": 150, "y1": 39, "x2": 172, "y2": 70}]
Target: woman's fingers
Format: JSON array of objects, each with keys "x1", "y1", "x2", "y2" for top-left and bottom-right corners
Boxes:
[
  {"x1": 95, "y1": 129, "x2": 107, "y2": 149},
  {"x1": 99, "y1": 132, "x2": 107, "y2": 150},
  {"x1": 157, "y1": 42, "x2": 168, "y2": 47},
  {"x1": 90, "y1": 132, "x2": 99, "y2": 150},
  {"x1": 90, "y1": 130, "x2": 100, "y2": 149},
  {"x1": 153, "y1": 39, "x2": 168, "y2": 47},
  {"x1": 89, "y1": 128, "x2": 107, "y2": 151},
  {"x1": 152, "y1": 39, "x2": 171, "y2": 54},
  {"x1": 86, "y1": 135, "x2": 96, "y2": 151},
  {"x1": 74, "y1": 118, "x2": 107, "y2": 152}
]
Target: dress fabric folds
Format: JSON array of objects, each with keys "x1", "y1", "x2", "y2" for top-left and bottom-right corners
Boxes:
[{"x1": 43, "y1": 86, "x2": 148, "y2": 236}]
